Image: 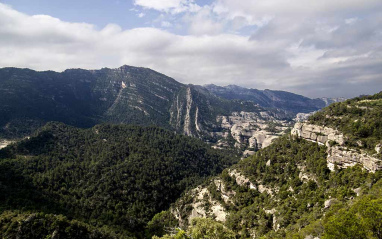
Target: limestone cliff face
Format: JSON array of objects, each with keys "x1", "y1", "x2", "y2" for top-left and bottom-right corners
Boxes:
[
  {"x1": 292, "y1": 122, "x2": 382, "y2": 172},
  {"x1": 291, "y1": 122, "x2": 345, "y2": 146},
  {"x1": 327, "y1": 146, "x2": 381, "y2": 172},
  {"x1": 213, "y1": 112, "x2": 290, "y2": 155}
]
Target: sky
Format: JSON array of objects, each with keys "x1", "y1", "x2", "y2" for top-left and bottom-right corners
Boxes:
[{"x1": 0, "y1": 0, "x2": 381, "y2": 98}]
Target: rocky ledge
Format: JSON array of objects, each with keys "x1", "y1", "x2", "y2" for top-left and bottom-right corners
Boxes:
[
  {"x1": 291, "y1": 122, "x2": 345, "y2": 146},
  {"x1": 292, "y1": 122, "x2": 382, "y2": 172}
]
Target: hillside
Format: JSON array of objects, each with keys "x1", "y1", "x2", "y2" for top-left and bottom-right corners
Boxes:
[
  {"x1": 204, "y1": 84, "x2": 345, "y2": 114},
  {"x1": 157, "y1": 91, "x2": 382, "y2": 238},
  {"x1": 308, "y1": 91, "x2": 382, "y2": 153},
  {"x1": 167, "y1": 135, "x2": 381, "y2": 237},
  {"x1": 0, "y1": 122, "x2": 238, "y2": 237},
  {"x1": 0, "y1": 211, "x2": 119, "y2": 239},
  {"x1": 0, "y1": 66, "x2": 280, "y2": 140}
]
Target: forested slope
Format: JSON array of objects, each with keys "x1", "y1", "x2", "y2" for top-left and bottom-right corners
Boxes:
[
  {"x1": 159, "y1": 91, "x2": 382, "y2": 239},
  {"x1": 309, "y1": 91, "x2": 382, "y2": 152},
  {"x1": 162, "y1": 135, "x2": 382, "y2": 238},
  {"x1": 0, "y1": 122, "x2": 238, "y2": 237}
]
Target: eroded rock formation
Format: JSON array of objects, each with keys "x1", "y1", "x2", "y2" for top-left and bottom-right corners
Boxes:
[
  {"x1": 213, "y1": 112, "x2": 290, "y2": 154},
  {"x1": 292, "y1": 122, "x2": 382, "y2": 172}
]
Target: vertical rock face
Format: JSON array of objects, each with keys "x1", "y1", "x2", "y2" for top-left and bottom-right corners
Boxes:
[
  {"x1": 183, "y1": 87, "x2": 194, "y2": 136},
  {"x1": 213, "y1": 111, "x2": 290, "y2": 154},
  {"x1": 169, "y1": 86, "x2": 208, "y2": 138},
  {"x1": 292, "y1": 122, "x2": 382, "y2": 172}
]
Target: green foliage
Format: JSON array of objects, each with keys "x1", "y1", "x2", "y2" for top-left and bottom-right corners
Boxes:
[
  {"x1": 0, "y1": 122, "x2": 238, "y2": 237},
  {"x1": 309, "y1": 91, "x2": 382, "y2": 153},
  {"x1": 146, "y1": 211, "x2": 178, "y2": 238},
  {"x1": 0, "y1": 211, "x2": 121, "y2": 239},
  {"x1": 322, "y1": 197, "x2": 382, "y2": 239},
  {"x1": 179, "y1": 134, "x2": 382, "y2": 238},
  {"x1": 154, "y1": 218, "x2": 235, "y2": 239}
]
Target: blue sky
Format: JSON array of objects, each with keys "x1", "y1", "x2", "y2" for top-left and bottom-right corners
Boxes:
[
  {"x1": 0, "y1": 0, "x2": 381, "y2": 98},
  {"x1": 1, "y1": 0, "x2": 153, "y2": 29},
  {"x1": 1, "y1": 0, "x2": 215, "y2": 34}
]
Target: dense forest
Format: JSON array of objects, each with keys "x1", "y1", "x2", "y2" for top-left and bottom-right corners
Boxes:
[
  {"x1": 162, "y1": 135, "x2": 382, "y2": 238},
  {"x1": 0, "y1": 122, "x2": 239, "y2": 238},
  {"x1": 0, "y1": 211, "x2": 119, "y2": 239}
]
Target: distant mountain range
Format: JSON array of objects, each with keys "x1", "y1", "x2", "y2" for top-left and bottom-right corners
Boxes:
[
  {"x1": 204, "y1": 84, "x2": 345, "y2": 113},
  {"x1": 0, "y1": 65, "x2": 342, "y2": 139}
]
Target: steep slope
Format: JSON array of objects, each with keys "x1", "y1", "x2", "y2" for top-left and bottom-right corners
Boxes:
[
  {"x1": 0, "y1": 122, "x2": 238, "y2": 237},
  {"x1": 159, "y1": 91, "x2": 382, "y2": 238},
  {"x1": 308, "y1": 91, "x2": 382, "y2": 152},
  {"x1": 167, "y1": 135, "x2": 382, "y2": 238},
  {"x1": 0, "y1": 66, "x2": 289, "y2": 144},
  {"x1": 204, "y1": 84, "x2": 345, "y2": 114},
  {"x1": 0, "y1": 66, "x2": 182, "y2": 138},
  {"x1": 291, "y1": 91, "x2": 382, "y2": 172}
]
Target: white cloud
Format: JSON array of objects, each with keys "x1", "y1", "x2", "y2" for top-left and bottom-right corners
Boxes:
[
  {"x1": 161, "y1": 21, "x2": 172, "y2": 27},
  {"x1": 134, "y1": 0, "x2": 200, "y2": 14},
  {"x1": 345, "y1": 17, "x2": 358, "y2": 24},
  {"x1": 0, "y1": 2, "x2": 381, "y2": 98},
  {"x1": 213, "y1": 0, "x2": 382, "y2": 17},
  {"x1": 183, "y1": 6, "x2": 223, "y2": 35},
  {"x1": 138, "y1": 12, "x2": 145, "y2": 18}
]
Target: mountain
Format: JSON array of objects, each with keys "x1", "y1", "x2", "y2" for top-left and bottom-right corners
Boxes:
[
  {"x1": 204, "y1": 84, "x2": 345, "y2": 114},
  {"x1": 0, "y1": 65, "x2": 181, "y2": 138},
  {"x1": 158, "y1": 91, "x2": 382, "y2": 238},
  {"x1": 0, "y1": 66, "x2": 288, "y2": 141},
  {"x1": 0, "y1": 65, "x2": 307, "y2": 156},
  {"x1": 0, "y1": 122, "x2": 238, "y2": 237}
]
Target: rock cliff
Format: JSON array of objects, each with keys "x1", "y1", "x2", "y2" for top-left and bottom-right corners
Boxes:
[
  {"x1": 291, "y1": 122, "x2": 345, "y2": 146},
  {"x1": 213, "y1": 111, "x2": 290, "y2": 154},
  {"x1": 292, "y1": 122, "x2": 382, "y2": 172}
]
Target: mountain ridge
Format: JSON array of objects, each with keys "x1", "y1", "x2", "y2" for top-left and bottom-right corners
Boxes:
[
  {"x1": 204, "y1": 84, "x2": 345, "y2": 113},
  {"x1": 0, "y1": 65, "x2": 270, "y2": 139}
]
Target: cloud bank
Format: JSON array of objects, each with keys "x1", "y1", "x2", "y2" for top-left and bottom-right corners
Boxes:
[{"x1": 0, "y1": 1, "x2": 381, "y2": 98}]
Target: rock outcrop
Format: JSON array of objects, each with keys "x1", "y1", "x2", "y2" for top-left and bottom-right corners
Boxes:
[
  {"x1": 0, "y1": 139, "x2": 14, "y2": 149},
  {"x1": 172, "y1": 185, "x2": 228, "y2": 226},
  {"x1": 292, "y1": 122, "x2": 382, "y2": 172},
  {"x1": 327, "y1": 146, "x2": 382, "y2": 172},
  {"x1": 291, "y1": 122, "x2": 345, "y2": 146},
  {"x1": 213, "y1": 112, "x2": 290, "y2": 154}
]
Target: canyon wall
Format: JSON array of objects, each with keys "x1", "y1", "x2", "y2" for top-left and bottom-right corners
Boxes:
[{"x1": 292, "y1": 122, "x2": 382, "y2": 172}]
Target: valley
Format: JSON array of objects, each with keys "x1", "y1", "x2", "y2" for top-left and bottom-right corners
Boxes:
[{"x1": 0, "y1": 65, "x2": 380, "y2": 239}]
